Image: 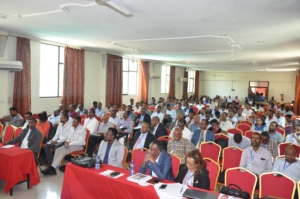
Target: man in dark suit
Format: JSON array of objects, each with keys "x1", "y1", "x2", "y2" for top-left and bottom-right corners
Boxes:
[
  {"x1": 169, "y1": 113, "x2": 185, "y2": 130},
  {"x1": 133, "y1": 107, "x2": 151, "y2": 137},
  {"x1": 139, "y1": 140, "x2": 174, "y2": 181},
  {"x1": 191, "y1": 119, "x2": 215, "y2": 148},
  {"x1": 151, "y1": 116, "x2": 168, "y2": 138},
  {"x1": 4, "y1": 118, "x2": 43, "y2": 165}
]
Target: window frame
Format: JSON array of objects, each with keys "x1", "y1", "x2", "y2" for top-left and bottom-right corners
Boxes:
[
  {"x1": 188, "y1": 71, "x2": 195, "y2": 93},
  {"x1": 161, "y1": 65, "x2": 170, "y2": 94},
  {"x1": 122, "y1": 58, "x2": 138, "y2": 95}
]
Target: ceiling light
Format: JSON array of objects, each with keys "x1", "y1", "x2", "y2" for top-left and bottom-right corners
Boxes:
[{"x1": 266, "y1": 68, "x2": 297, "y2": 72}]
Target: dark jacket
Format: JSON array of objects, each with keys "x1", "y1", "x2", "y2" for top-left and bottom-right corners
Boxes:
[
  {"x1": 130, "y1": 131, "x2": 156, "y2": 150},
  {"x1": 8, "y1": 127, "x2": 43, "y2": 154},
  {"x1": 135, "y1": 113, "x2": 151, "y2": 126},
  {"x1": 191, "y1": 129, "x2": 215, "y2": 146},
  {"x1": 153, "y1": 123, "x2": 168, "y2": 138},
  {"x1": 175, "y1": 164, "x2": 210, "y2": 190},
  {"x1": 207, "y1": 127, "x2": 222, "y2": 134}
]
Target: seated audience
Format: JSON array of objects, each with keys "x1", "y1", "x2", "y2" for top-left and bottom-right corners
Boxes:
[
  {"x1": 165, "y1": 104, "x2": 176, "y2": 122},
  {"x1": 208, "y1": 119, "x2": 222, "y2": 134},
  {"x1": 285, "y1": 122, "x2": 300, "y2": 145},
  {"x1": 219, "y1": 112, "x2": 232, "y2": 131},
  {"x1": 87, "y1": 114, "x2": 114, "y2": 157},
  {"x1": 265, "y1": 110, "x2": 277, "y2": 128},
  {"x1": 268, "y1": 121, "x2": 283, "y2": 144},
  {"x1": 129, "y1": 98, "x2": 136, "y2": 108},
  {"x1": 139, "y1": 140, "x2": 174, "y2": 181},
  {"x1": 199, "y1": 108, "x2": 206, "y2": 121},
  {"x1": 97, "y1": 128, "x2": 124, "y2": 168},
  {"x1": 176, "y1": 103, "x2": 185, "y2": 115},
  {"x1": 95, "y1": 102, "x2": 105, "y2": 117},
  {"x1": 84, "y1": 109, "x2": 99, "y2": 135},
  {"x1": 228, "y1": 110, "x2": 238, "y2": 128},
  {"x1": 4, "y1": 118, "x2": 42, "y2": 165},
  {"x1": 58, "y1": 104, "x2": 65, "y2": 115},
  {"x1": 134, "y1": 107, "x2": 151, "y2": 131},
  {"x1": 272, "y1": 145, "x2": 300, "y2": 183},
  {"x1": 239, "y1": 133, "x2": 273, "y2": 176},
  {"x1": 143, "y1": 104, "x2": 152, "y2": 116},
  {"x1": 44, "y1": 113, "x2": 71, "y2": 165},
  {"x1": 48, "y1": 109, "x2": 60, "y2": 125},
  {"x1": 252, "y1": 117, "x2": 267, "y2": 133},
  {"x1": 285, "y1": 114, "x2": 292, "y2": 126},
  {"x1": 2, "y1": 107, "x2": 23, "y2": 127},
  {"x1": 68, "y1": 104, "x2": 78, "y2": 118},
  {"x1": 36, "y1": 111, "x2": 51, "y2": 139},
  {"x1": 151, "y1": 105, "x2": 164, "y2": 123},
  {"x1": 131, "y1": 122, "x2": 156, "y2": 150},
  {"x1": 117, "y1": 110, "x2": 134, "y2": 144},
  {"x1": 261, "y1": 131, "x2": 278, "y2": 159},
  {"x1": 175, "y1": 150, "x2": 210, "y2": 190},
  {"x1": 170, "y1": 119, "x2": 192, "y2": 141},
  {"x1": 76, "y1": 104, "x2": 88, "y2": 115},
  {"x1": 185, "y1": 112, "x2": 195, "y2": 128},
  {"x1": 228, "y1": 134, "x2": 251, "y2": 150},
  {"x1": 167, "y1": 127, "x2": 195, "y2": 163},
  {"x1": 235, "y1": 108, "x2": 247, "y2": 122},
  {"x1": 170, "y1": 113, "x2": 184, "y2": 130},
  {"x1": 133, "y1": 102, "x2": 141, "y2": 113},
  {"x1": 283, "y1": 106, "x2": 294, "y2": 116},
  {"x1": 189, "y1": 115, "x2": 201, "y2": 133},
  {"x1": 268, "y1": 102, "x2": 278, "y2": 111},
  {"x1": 127, "y1": 105, "x2": 137, "y2": 121},
  {"x1": 21, "y1": 111, "x2": 32, "y2": 129},
  {"x1": 191, "y1": 119, "x2": 215, "y2": 148},
  {"x1": 151, "y1": 116, "x2": 168, "y2": 138},
  {"x1": 108, "y1": 110, "x2": 120, "y2": 126},
  {"x1": 41, "y1": 116, "x2": 86, "y2": 175},
  {"x1": 242, "y1": 104, "x2": 253, "y2": 117},
  {"x1": 275, "y1": 111, "x2": 285, "y2": 127}
]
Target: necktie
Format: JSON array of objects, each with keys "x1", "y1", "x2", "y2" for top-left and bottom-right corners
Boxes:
[
  {"x1": 197, "y1": 130, "x2": 204, "y2": 148},
  {"x1": 153, "y1": 126, "x2": 157, "y2": 135},
  {"x1": 133, "y1": 134, "x2": 144, "y2": 149}
]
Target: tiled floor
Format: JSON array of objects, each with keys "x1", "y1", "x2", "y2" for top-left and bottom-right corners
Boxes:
[{"x1": 0, "y1": 166, "x2": 64, "y2": 199}]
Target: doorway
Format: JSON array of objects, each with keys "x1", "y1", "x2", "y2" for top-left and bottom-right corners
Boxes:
[{"x1": 248, "y1": 81, "x2": 269, "y2": 101}]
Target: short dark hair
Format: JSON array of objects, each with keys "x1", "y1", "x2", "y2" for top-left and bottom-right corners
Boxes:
[
  {"x1": 285, "y1": 114, "x2": 292, "y2": 119},
  {"x1": 126, "y1": 110, "x2": 132, "y2": 116},
  {"x1": 38, "y1": 111, "x2": 48, "y2": 122},
  {"x1": 62, "y1": 109, "x2": 69, "y2": 115},
  {"x1": 189, "y1": 111, "x2": 195, "y2": 115},
  {"x1": 233, "y1": 134, "x2": 242, "y2": 143},
  {"x1": 178, "y1": 118, "x2": 186, "y2": 124},
  {"x1": 252, "y1": 132, "x2": 262, "y2": 139},
  {"x1": 202, "y1": 119, "x2": 209, "y2": 125},
  {"x1": 70, "y1": 104, "x2": 76, "y2": 108},
  {"x1": 157, "y1": 105, "x2": 161, "y2": 109},
  {"x1": 93, "y1": 101, "x2": 97, "y2": 104},
  {"x1": 89, "y1": 109, "x2": 95, "y2": 114},
  {"x1": 268, "y1": 109, "x2": 274, "y2": 113},
  {"x1": 151, "y1": 140, "x2": 163, "y2": 151},
  {"x1": 110, "y1": 110, "x2": 117, "y2": 114},
  {"x1": 108, "y1": 127, "x2": 118, "y2": 138},
  {"x1": 25, "y1": 111, "x2": 32, "y2": 117},
  {"x1": 210, "y1": 119, "x2": 219, "y2": 125},
  {"x1": 215, "y1": 111, "x2": 220, "y2": 116},
  {"x1": 29, "y1": 118, "x2": 37, "y2": 123},
  {"x1": 261, "y1": 131, "x2": 270, "y2": 138},
  {"x1": 9, "y1": 107, "x2": 18, "y2": 112},
  {"x1": 166, "y1": 104, "x2": 170, "y2": 107},
  {"x1": 61, "y1": 113, "x2": 69, "y2": 120},
  {"x1": 270, "y1": 121, "x2": 278, "y2": 127},
  {"x1": 127, "y1": 105, "x2": 132, "y2": 109},
  {"x1": 74, "y1": 116, "x2": 81, "y2": 123}
]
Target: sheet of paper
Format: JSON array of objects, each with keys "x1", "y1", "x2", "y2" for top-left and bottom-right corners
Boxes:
[
  {"x1": 99, "y1": 169, "x2": 124, "y2": 179},
  {"x1": 154, "y1": 183, "x2": 187, "y2": 199},
  {"x1": 1, "y1": 145, "x2": 15, "y2": 148}
]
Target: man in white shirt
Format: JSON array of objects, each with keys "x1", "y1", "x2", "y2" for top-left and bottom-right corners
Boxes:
[
  {"x1": 165, "y1": 104, "x2": 176, "y2": 122},
  {"x1": 253, "y1": 104, "x2": 264, "y2": 112},
  {"x1": 117, "y1": 104, "x2": 126, "y2": 119},
  {"x1": 87, "y1": 114, "x2": 114, "y2": 157},
  {"x1": 83, "y1": 109, "x2": 99, "y2": 134},
  {"x1": 129, "y1": 98, "x2": 136, "y2": 108},
  {"x1": 42, "y1": 116, "x2": 86, "y2": 175},
  {"x1": 219, "y1": 112, "x2": 233, "y2": 131},
  {"x1": 228, "y1": 133, "x2": 251, "y2": 150},
  {"x1": 275, "y1": 111, "x2": 285, "y2": 127},
  {"x1": 265, "y1": 110, "x2": 277, "y2": 128},
  {"x1": 169, "y1": 119, "x2": 192, "y2": 141},
  {"x1": 235, "y1": 108, "x2": 247, "y2": 122},
  {"x1": 227, "y1": 95, "x2": 233, "y2": 107},
  {"x1": 108, "y1": 110, "x2": 120, "y2": 127},
  {"x1": 151, "y1": 105, "x2": 164, "y2": 123},
  {"x1": 228, "y1": 110, "x2": 238, "y2": 128},
  {"x1": 133, "y1": 102, "x2": 141, "y2": 113},
  {"x1": 48, "y1": 109, "x2": 61, "y2": 126},
  {"x1": 285, "y1": 122, "x2": 300, "y2": 145},
  {"x1": 199, "y1": 108, "x2": 206, "y2": 121},
  {"x1": 44, "y1": 113, "x2": 71, "y2": 165},
  {"x1": 242, "y1": 104, "x2": 253, "y2": 117},
  {"x1": 185, "y1": 111, "x2": 195, "y2": 128}
]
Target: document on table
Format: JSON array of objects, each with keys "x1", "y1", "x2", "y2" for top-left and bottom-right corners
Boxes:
[
  {"x1": 1, "y1": 145, "x2": 15, "y2": 148},
  {"x1": 154, "y1": 183, "x2": 187, "y2": 199},
  {"x1": 99, "y1": 170, "x2": 124, "y2": 179}
]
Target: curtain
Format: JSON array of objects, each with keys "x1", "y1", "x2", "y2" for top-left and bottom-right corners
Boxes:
[
  {"x1": 13, "y1": 37, "x2": 31, "y2": 117},
  {"x1": 295, "y1": 72, "x2": 300, "y2": 115},
  {"x1": 139, "y1": 61, "x2": 150, "y2": 103},
  {"x1": 168, "y1": 66, "x2": 176, "y2": 99},
  {"x1": 193, "y1": 71, "x2": 200, "y2": 99},
  {"x1": 182, "y1": 70, "x2": 188, "y2": 99},
  {"x1": 61, "y1": 47, "x2": 85, "y2": 108},
  {"x1": 106, "y1": 54, "x2": 123, "y2": 107}
]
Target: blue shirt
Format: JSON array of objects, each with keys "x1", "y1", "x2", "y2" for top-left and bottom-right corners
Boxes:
[
  {"x1": 95, "y1": 108, "x2": 104, "y2": 117},
  {"x1": 273, "y1": 158, "x2": 300, "y2": 183},
  {"x1": 103, "y1": 144, "x2": 112, "y2": 164},
  {"x1": 269, "y1": 131, "x2": 283, "y2": 143}
]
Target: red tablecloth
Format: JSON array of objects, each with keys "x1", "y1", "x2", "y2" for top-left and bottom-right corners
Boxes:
[{"x1": 0, "y1": 144, "x2": 40, "y2": 193}]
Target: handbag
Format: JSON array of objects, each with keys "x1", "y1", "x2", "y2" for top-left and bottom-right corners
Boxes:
[{"x1": 220, "y1": 184, "x2": 250, "y2": 199}]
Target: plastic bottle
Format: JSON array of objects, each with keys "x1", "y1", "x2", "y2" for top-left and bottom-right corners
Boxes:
[
  {"x1": 130, "y1": 160, "x2": 134, "y2": 176},
  {"x1": 95, "y1": 155, "x2": 100, "y2": 170}
]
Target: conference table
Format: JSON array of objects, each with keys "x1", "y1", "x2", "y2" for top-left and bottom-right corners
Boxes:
[
  {"x1": 0, "y1": 143, "x2": 40, "y2": 195},
  {"x1": 61, "y1": 163, "x2": 219, "y2": 199}
]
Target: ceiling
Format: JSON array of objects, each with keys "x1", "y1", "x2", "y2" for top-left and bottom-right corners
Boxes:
[{"x1": 0, "y1": 0, "x2": 300, "y2": 72}]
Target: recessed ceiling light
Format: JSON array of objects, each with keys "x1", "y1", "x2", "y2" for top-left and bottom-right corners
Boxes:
[{"x1": 257, "y1": 41, "x2": 265, "y2": 43}]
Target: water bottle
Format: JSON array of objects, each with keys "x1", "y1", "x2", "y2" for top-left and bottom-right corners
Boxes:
[
  {"x1": 95, "y1": 155, "x2": 100, "y2": 170},
  {"x1": 130, "y1": 160, "x2": 135, "y2": 176}
]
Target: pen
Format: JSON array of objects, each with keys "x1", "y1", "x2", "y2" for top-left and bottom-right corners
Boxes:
[{"x1": 180, "y1": 187, "x2": 183, "y2": 193}]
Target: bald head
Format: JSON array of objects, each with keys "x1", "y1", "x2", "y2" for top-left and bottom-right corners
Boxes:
[
  {"x1": 102, "y1": 114, "x2": 109, "y2": 123},
  {"x1": 284, "y1": 145, "x2": 297, "y2": 164},
  {"x1": 194, "y1": 115, "x2": 200, "y2": 124},
  {"x1": 151, "y1": 116, "x2": 160, "y2": 126},
  {"x1": 173, "y1": 127, "x2": 182, "y2": 141},
  {"x1": 176, "y1": 113, "x2": 184, "y2": 120}
]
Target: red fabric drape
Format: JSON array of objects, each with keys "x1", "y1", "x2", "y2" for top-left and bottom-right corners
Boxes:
[
  {"x1": 168, "y1": 66, "x2": 176, "y2": 99},
  {"x1": 182, "y1": 70, "x2": 188, "y2": 99},
  {"x1": 294, "y1": 72, "x2": 300, "y2": 115},
  {"x1": 193, "y1": 71, "x2": 200, "y2": 99},
  {"x1": 61, "y1": 47, "x2": 85, "y2": 108},
  {"x1": 106, "y1": 54, "x2": 123, "y2": 107},
  {"x1": 139, "y1": 61, "x2": 150, "y2": 103},
  {"x1": 13, "y1": 37, "x2": 31, "y2": 116}
]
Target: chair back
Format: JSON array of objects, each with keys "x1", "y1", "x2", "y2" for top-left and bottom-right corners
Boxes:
[
  {"x1": 158, "y1": 136, "x2": 171, "y2": 142},
  {"x1": 83, "y1": 129, "x2": 90, "y2": 153},
  {"x1": 200, "y1": 142, "x2": 221, "y2": 163},
  {"x1": 171, "y1": 154, "x2": 181, "y2": 178},
  {"x1": 237, "y1": 123, "x2": 251, "y2": 134},
  {"x1": 256, "y1": 112, "x2": 264, "y2": 117},
  {"x1": 80, "y1": 118, "x2": 85, "y2": 126},
  {"x1": 123, "y1": 147, "x2": 128, "y2": 169},
  {"x1": 259, "y1": 172, "x2": 296, "y2": 199},
  {"x1": 214, "y1": 133, "x2": 229, "y2": 141},
  {"x1": 225, "y1": 167, "x2": 257, "y2": 199},
  {"x1": 276, "y1": 127, "x2": 285, "y2": 139},
  {"x1": 95, "y1": 116, "x2": 101, "y2": 122},
  {"x1": 132, "y1": 148, "x2": 148, "y2": 174},
  {"x1": 3, "y1": 125, "x2": 14, "y2": 142},
  {"x1": 14, "y1": 127, "x2": 23, "y2": 138},
  {"x1": 204, "y1": 158, "x2": 220, "y2": 192},
  {"x1": 244, "y1": 130, "x2": 256, "y2": 139},
  {"x1": 80, "y1": 114, "x2": 88, "y2": 119},
  {"x1": 32, "y1": 114, "x2": 39, "y2": 119},
  {"x1": 222, "y1": 147, "x2": 243, "y2": 171},
  {"x1": 166, "y1": 129, "x2": 171, "y2": 136},
  {"x1": 278, "y1": 142, "x2": 300, "y2": 157},
  {"x1": 192, "y1": 107, "x2": 198, "y2": 114},
  {"x1": 240, "y1": 120, "x2": 253, "y2": 127},
  {"x1": 227, "y1": 128, "x2": 243, "y2": 135}
]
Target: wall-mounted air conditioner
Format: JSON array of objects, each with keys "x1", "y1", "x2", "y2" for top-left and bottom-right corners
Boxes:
[
  {"x1": 180, "y1": 78, "x2": 187, "y2": 82},
  {"x1": 0, "y1": 60, "x2": 23, "y2": 72},
  {"x1": 150, "y1": 73, "x2": 160, "y2": 79}
]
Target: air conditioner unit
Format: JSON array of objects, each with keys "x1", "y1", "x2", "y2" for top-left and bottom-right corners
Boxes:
[
  {"x1": 0, "y1": 60, "x2": 23, "y2": 72},
  {"x1": 150, "y1": 73, "x2": 160, "y2": 79},
  {"x1": 180, "y1": 78, "x2": 188, "y2": 82}
]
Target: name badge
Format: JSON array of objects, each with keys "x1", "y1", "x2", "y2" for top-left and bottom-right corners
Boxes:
[
  {"x1": 246, "y1": 162, "x2": 252, "y2": 169},
  {"x1": 170, "y1": 150, "x2": 174, "y2": 154}
]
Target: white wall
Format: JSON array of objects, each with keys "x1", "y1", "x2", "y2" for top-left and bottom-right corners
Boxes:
[{"x1": 199, "y1": 71, "x2": 296, "y2": 103}]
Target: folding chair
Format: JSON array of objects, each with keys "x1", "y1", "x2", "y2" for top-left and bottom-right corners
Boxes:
[
  {"x1": 200, "y1": 141, "x2": 221, "y2": 163},
  {"x1": 227, "y1": 128, "x2": 243, "y2": 135},
  {"x1": 158, "y1": 135, "x2": 171, "y2": 142},
  {"x1": 276, "y1": 127, "x2": 285, "y2": 140},
  {"x1": 132, "y1": 148, "x2": 148, "y2": 174},
  {"x1": 204, "y1": 158, "x2": 220, "y2": 192},
  {"x1": 240, "y1": 120, "x2": 253, "y2": 127},
  {"x1": 123, "y1": 147, "x2": 128, "y2": 169},
  {"x1": 171, "y1": 154, "x2": 181, "y2": 178},
  {"x1": 237, "y1": 123, "x2": 251, "y2": 134},
  {"x1": 244, "y1": 130, "x2": 256, "y2": 139},
  {"x1": 3, "y1": 125, "x2": 14, "y2": 142},
  {"x1": 278, "y1": 142, "x2": 300, "y2": 157}
]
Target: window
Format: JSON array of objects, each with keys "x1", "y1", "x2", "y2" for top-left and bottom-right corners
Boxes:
[
  {"x1": 39, "y1": 44, "x2": 64, "y2": 97},
  {"x1": 123, "y1": 58, "x2": 138, "y2": 95},
  {"x1": 188, "y1": 71, "x2": 195, "y2": 93},
  {"x1": 161, "y1": 65, "x2": 170, "y2": 93}
]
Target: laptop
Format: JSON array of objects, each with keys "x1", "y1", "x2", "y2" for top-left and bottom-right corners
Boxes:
[{"x1": 183, "y1": 188, "x2": 219, "y2": 199}]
